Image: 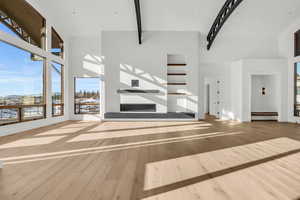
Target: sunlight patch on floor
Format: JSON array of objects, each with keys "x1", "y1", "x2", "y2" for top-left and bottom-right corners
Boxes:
[
  {"x1": 144, "y1": 137, "x2": 300, "y2": 191},
  {"x1": 2, "y1": 132, "x2": 244, "y2": 165},
  {"x1": 35, "y1": 128, "x2": 84, "y2": 136},
  {"x1": 142, "y1": 151, "x2": 300, "y2": 200},
  {"x1": 58, "y1": 122, "x2": 98, "y2": 129},
  {"x1": 0, "y1": 136, "x2": 66, "y2": 149},
  {"x1": 68, "y1": 124, "x2": 211, "y2": 142},
  {"x1": 86, "y1": 122, "x2": 211, "y2": 133}
]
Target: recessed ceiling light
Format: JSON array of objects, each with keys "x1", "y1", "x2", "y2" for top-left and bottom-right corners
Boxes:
[{"x1": 72, "y1": 9, "x2": 77, "y2": 15}]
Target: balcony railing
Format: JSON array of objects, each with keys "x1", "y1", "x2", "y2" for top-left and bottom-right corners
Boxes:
[
  {"x1": 295, "y1": 104, "x2": 300, "y2": 117},
  {"x1": 75, "y1": 103, "x2": 100, "y2": 114},
  {"x1": 52, "y1": 103, "x2": 64, "y2": 117},
  {"x1": 0, "y1": 104, "x2": 46, "y2": 126}
]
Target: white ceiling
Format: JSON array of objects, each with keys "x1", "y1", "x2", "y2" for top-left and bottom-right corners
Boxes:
[{"x1": 31, "y1": 0, "x2": 300, "y2": 37}]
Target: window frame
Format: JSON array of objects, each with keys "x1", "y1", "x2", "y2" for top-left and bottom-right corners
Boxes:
[
  {"x1": 0, "y1": 40, "x2": 47, "y2": 126},
  {"x1": 0, "y1": 1, "x2": 66, "y2": 127},
  {"x1": 294, "y1": 63, "x2": 300, "y2": 117},
  {"x1": 51, "y1": 27, "x2": 64, "y2": 58},
  {"x1": 51, "y1": 61, "x2": 64, "y2": 117},
  {"x1": 295, "y1": 30, "x2": 300, "y2": 57},
  {"x1": 0, "y1": 0, "x2": 46, "y2": 49}
]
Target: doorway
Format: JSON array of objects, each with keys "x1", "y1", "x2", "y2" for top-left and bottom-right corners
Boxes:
[
  {"x1": 206, "y1": 84, "x2": 210, "y2": 114},
  {"x1": 250, "y1": 75, "x2": 279, "y2": 121}
]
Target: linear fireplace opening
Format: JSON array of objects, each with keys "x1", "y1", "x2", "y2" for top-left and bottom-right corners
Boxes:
[{"x1": 120, "y1": 104, "x2": 156, "y2": 112}]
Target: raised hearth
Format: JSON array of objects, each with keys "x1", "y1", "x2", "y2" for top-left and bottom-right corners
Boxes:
[{"x1": 104, "y1": 112, "x2": 195, "y2": 119}]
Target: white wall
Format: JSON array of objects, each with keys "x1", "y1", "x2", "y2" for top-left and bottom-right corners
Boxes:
[
  {"x1": 102, "y1": 31, "x2": 200, "y2": 118},
  {"x1": 68, "y1": 35, "x2": 105, "y2": 121},
  {"x1": 198, "y1": 30, "x2": 281, "y2": 121},
  {"x1": 65, "y1": 24, "x2": 293, "y2": 123},
  {"x1": 66, "y1": 33, "x2": 291, "y2": 123},
  {"x1": 67, "y1": 31, "x2": 286, "y2": 122},
  {"x1": 229, "y1": 59, "x2": 288, "y2": 122},
  {"x1": 200, "y1": 62, "x2": 232, "y2": 120},
  {"x1": 200, "y1": 33, "x2": 280, "y2": 63},
  {"x1": 230, "y1": 61, "x2": 243, "y2": 121},
  {"x1": 251, "y1": 75, "x2": 278, "y2": 112}
]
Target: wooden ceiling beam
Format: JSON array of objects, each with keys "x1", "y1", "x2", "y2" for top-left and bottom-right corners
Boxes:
[{"x1": 134, "y1": 0, "x2": 142, "y2": 44}]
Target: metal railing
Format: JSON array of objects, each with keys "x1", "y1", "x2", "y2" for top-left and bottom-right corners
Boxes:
[
  {"x1": 52, "y1": 103, "x2": 64, "y2": 117},
  {"x1": 295, "y1": 104, "x2": 300, "y2": 117},
  {"x1": 75, "y1": 103, "x2": 100, "y2": 114},
  {"x1": 0, "y1": 10, "x2": 39, "y2": 46},
  {"x1": 207, "y1": 0, "x2": 244, "y2": 50},
  {"x1": 0, "y1": 104, "x2": 46, "y2": 126}
]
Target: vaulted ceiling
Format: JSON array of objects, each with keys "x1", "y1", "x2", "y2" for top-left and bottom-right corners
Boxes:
[{"x1": 29, "y1": 0, "x2": 300, "y2": 38}]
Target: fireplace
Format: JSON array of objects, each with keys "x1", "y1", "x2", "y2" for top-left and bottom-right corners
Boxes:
[{"x1": 120, "y1": 104, "x2": 156, "y2": 112}]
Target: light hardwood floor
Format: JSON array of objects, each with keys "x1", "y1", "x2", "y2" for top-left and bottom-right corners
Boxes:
[{"x1": 0, "y1": 117, "x2": 300, "y2": 200}]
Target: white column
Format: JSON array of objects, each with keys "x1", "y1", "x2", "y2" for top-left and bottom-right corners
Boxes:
[
  {"x1": 64, "y1": 39, "x2": 70, "y2": 120},
  {"x1": 45, "y1": 21, "x2": 52, "y2": 118}
]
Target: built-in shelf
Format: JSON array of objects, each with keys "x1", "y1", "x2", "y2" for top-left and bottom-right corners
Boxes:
[
  {"x1": 167, "y1": 54, "x2": 189, "y2": 113},
  {"x1": 167, "y1": 73, "x2": 187, "y2": 76},
  {"x1": 167, "y1": 64, "x2": 187, "y2": 66},
  {"x1": 168, "y1": 93, "x2": 187, "y2": 95},
  {"x1": 117, "y1": 89, "x2": 160, "y2": 94},
  {"x1": 167, "y1": 83, "x2": 187, "y2": 85}
]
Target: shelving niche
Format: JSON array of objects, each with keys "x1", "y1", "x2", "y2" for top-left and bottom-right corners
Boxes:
[{"x1": 167, "y1": 54, "x2": 188, "y2": 112}]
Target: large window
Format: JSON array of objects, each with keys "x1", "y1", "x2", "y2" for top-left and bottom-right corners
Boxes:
[
  {"x1": 51, "y1": 28, "x2": 64, "y2": 58},
  {"x1": 295, "y1": 63, "x2": 300, "y2": 117},
  {"x1": 75, "y1": 78, "x2": 100, "y2": 114},
  {"x1": 0, "y1": 41, "x2": 45, "y2": 125},
  {"x1": 51, "y1": 62, "x2": 64, "y2": 117},
  {"x1": 0, "y1": 0, "x2": 46, "y2": 49},
  {"x1": 0, "y1": 0, "x2": 65, "y2": 127},
  {"x1": 0, "y1": 21, "x2": 19, "y2": 38}
]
